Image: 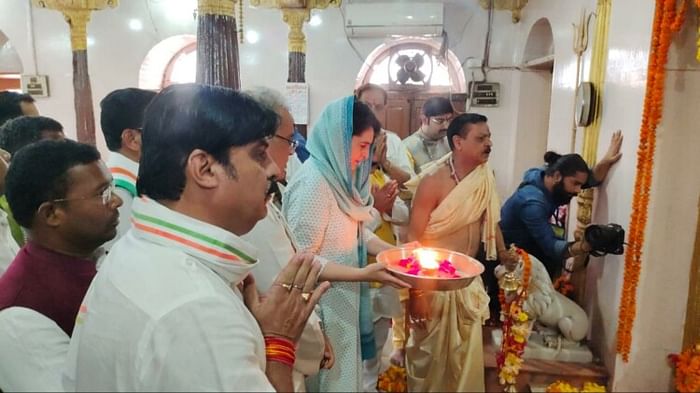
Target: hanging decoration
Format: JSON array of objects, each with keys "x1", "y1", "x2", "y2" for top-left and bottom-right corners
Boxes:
[
  {"x1": 616, "y1": 0, "x2": 687, "y2": 362},
  {"x1": 497, "y1": 247, "x2": 532, "y2": 393},
  {"x1": 570, "y1": 9, "x2": 593, "y2": 153}
]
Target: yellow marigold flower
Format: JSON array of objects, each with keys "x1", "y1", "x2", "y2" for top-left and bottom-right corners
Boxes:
[
  {"x1": 505, "y1": 353, "x2": 523, "y2": 367},
  {"x1": 546, "y1": 381, "x2": 579, "y2": 393},
  {"x1": 512, "y1": 324, "x2": 530, "y2": 337},
  {"x1": 581, "y1": 382, "x2": 606, "y2": 392}
]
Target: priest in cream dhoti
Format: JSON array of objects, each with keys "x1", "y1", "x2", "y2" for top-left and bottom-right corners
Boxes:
[{"x1": 404, "y1": 113, "x2": 517, "y2": 391}]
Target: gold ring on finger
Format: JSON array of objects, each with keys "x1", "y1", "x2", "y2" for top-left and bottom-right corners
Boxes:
[
  {"x1": 293, "y1": 284, "x2": 304, "y2": 290},
  {"x1": 301, "y1": 292, "x2": 311, "y2": 302},
  {"x1": 280, "y1": 283, "x2": 293, "y2": 291}
]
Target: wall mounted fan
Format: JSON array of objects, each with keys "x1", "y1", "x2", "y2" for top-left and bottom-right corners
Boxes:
[{"x1": 395, "y1": 53, "x2": 427, "y2": 84}]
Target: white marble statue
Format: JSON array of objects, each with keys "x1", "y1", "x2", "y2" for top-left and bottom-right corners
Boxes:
[{"x1": 494, "y1": 253, "x2": 593, "y2": 363}]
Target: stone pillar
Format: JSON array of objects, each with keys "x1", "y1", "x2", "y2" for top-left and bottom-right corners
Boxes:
[
  {"x1": 250, "y1": 0, "x2": 339, "y2": 136},
  {"x1": 284, "y1": 7, "x2": 309, "y2": 135},
  {"x1": 32, "y1": 0, "x2": 118, "y2": 145},
  {"x1": 196, "y1": 0, "x2": 240, "y2": 89}
]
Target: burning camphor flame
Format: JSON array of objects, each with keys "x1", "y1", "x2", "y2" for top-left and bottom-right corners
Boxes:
[{"x1": 414, "y1": 248, "x2": 440, "y2": 270}]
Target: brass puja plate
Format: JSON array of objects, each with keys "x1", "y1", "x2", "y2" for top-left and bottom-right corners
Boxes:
[{"x1": 377, "y1": 246, "x2": 484, "y2": 291}]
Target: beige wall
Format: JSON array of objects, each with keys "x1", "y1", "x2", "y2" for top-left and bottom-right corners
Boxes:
[
  {"x1": 495, "y1": 0, "x2": 698, "y2": 390},
  {"x1": 607, "y1": 3, "x2": 700, "y2": 390}
]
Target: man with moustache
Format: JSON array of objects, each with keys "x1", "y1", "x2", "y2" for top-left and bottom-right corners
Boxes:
[
  {"x1": 404, "y1": 113, "x2": 517, "y2": 392},
  {"x1": 402, "y1": 97, "x2": 454, "y2": 174},
  {"x1": 0, "y1": 140, "x2": 122, "y2": 336},
  {"x1": 500, "y1": 130, "x2": 623, "y2": 278}
]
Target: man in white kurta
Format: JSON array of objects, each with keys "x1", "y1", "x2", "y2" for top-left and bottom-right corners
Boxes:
[
  {"x1": 242, "y1": 198, "x2": 326, "y2": 392},
  {"x1": 98, "y1": 88, "x2": 156, "y2": 251},
  {"x1": 104, "y1": 151, "x2": 137, "y2": 249},
  {"x1": 63, "y1": 197, "x2": 276, "y2": 391},
  {"x1": 64, "y1": 84, "x2": 327, "y2": 392}
]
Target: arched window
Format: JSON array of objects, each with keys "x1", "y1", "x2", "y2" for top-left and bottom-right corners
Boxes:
[
  {"x1": 139, "y1": 35, "x2": 196, "y2": 90},
  {"x1": 356, "y1": 37, "x2": 466, "y2": 93},
  {"x1": 0, "y1": 30, "x2": 23, "y2": 91},
  {"x1": 162, "y1": 43, "x2": 196, "y2": 86}
]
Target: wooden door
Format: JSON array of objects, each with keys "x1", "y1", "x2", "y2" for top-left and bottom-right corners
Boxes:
[
  {"x1": 383, "y1": 91, "x2": 468, "y2": 140},
  {"x1": 385, "y1": 96, "x2": 411, "y2": 139}
]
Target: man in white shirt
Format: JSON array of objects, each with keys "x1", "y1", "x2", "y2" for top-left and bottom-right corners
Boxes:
[
  {"x1": 64, "y1": 84, "x2": 329, "y2": 392},
  {"x1": 243, "y1": 87, "x2": 409, "y2": 392},
  {"x1": 99, "y1": 88, "x2": 157, "y2": 250},
  {"x1": 355, "y1": 84, "x2": 415, "y2": 184}
]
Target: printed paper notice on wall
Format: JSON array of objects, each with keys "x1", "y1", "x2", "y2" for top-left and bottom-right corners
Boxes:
[
  {"x1": 21, "y1": 75, "x2": 50, "y2": 97},
  {"x1": 285, "y1": 83, "x2": 309, "y2": 125}
]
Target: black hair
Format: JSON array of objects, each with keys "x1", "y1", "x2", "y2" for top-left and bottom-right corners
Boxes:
[
  {"x1": 100, "y1": 88, "x2": 157, "y2": 152},
  {"x1": 5, "y1": 139, "x2": 100, "y2": 229},
  {"x1": 137, "y1": 83, "x2": 279, "y2": 201},
  {"x1": 422, "y1": 96, "x2": 454, "y2": 117},
  {"x1": 354, "y1": 83, "x2": 388, "y2": 105},
  {"x1": 0, "y1": 91, "x2": 35, "y2": 127},
  {"x1": 352, "y1": 100, "x2": 381, "y2": 136},
  {"x1": 0, "y1": 115, "x2": 64, "y2": 155},
  {"x1": 446, "y1": 113, "x2": 488, "y2": 150},
  {"x1": 543, "y1": 151, "x2": 590, "y2": 177}
]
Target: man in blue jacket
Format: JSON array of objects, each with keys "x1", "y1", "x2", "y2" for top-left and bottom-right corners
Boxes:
[{"x1": 500, "y1": 131, "x2": 622, "y2": 278}]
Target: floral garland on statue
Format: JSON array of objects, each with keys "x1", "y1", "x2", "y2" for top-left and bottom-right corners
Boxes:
[
  {"x1": 497, "y1": 247, "x2": 532, "y2": 392},
  {"x1": 668, "y1": 343, "x2": 700, "y2": 393},
  {"x1": 616, "y1": 0, "x2": 687, "y2": 362}
]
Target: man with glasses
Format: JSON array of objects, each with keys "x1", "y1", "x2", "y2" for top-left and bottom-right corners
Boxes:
[
  {"x1": 242, "y1": 87, "x2": 407, "y2": 392},
  {"x1": 99, "y1": 88, "x2": 157, "y2": 249},
  {"x1": 0, "y1": 140, "x2": 122, "y2": 336},
  {"x1": 64, "y1": 84, "x2": 329, "y2": 391},
  {"x1": 355, "y1": 83, "x2": 414, "y2": 186},
  {"x1": 403, "y1": 97, "x2": 455, "y2": 174}
]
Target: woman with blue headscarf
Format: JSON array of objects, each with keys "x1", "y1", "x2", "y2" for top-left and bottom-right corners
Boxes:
[{"x1": 283, "y1": 97, "x2": 396, "y2": 391}]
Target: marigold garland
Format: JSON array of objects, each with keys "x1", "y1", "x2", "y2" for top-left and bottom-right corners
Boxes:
[
  {"x1": 553, "y1": 275, "x2": 575, "y2": 296},
  {"x1": 669, "y1": 344, "x2": 700, "y2": 393},
  {"x1": 616, "y1": 0, "x2": 687, "y2": 362},
  {"x1": 377, "y1": 364, "x2": 407, "y2": 393},
  {"x1": 497, "y1": 248, "x2": 532, "y2": 391}
]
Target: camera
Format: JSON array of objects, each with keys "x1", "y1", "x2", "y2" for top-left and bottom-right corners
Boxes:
[{"x1": 584, "y1": 223, "x2": 625, "y2": 257}]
